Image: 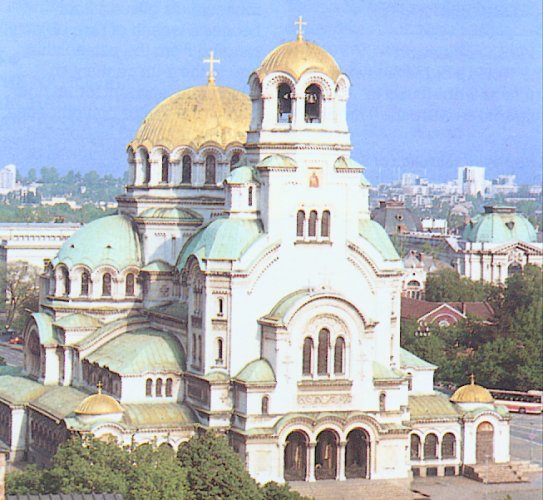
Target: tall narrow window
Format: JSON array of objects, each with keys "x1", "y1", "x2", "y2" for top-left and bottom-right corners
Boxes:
[
  {"x1": 165, "y1": 378, "x2": 173, "y2": 397},
  {"x1": 205, "y1": 155, "x2": 216, "y2": 185},
  {"x1": 217, "y1": 338, "x2": 224, "y2": 363},
  {"x1": 248, "y1": 186, "x2": 253, "y2": 207},
  {"x1": 317, "y1": 328, "x2": 330, "y2": 375},
  {"x1": 441, "y1": 433, "x2": 456, "y2": 459},
  {"x1": 334, "y1": 337, "x2": 345, "y2": 374},
  {"x1": 198, "y1": 336, "x2": 203, "y2": 365},
  {"x1": 143, "y1": 151, "x2": 150, "y2": 184},
  {"x1": 161, "y1": 154, "x2": 169, "y2": 182},
  {"x1": 261, "y1": 396, "x2": 269, "y2": 415},
  {"x1": 230, "y1": 152, "x2": 241, "y2": 170},
  {"x1": 321, "y1": 210, "x2": 331, "y2": 238},
  {"x1": 296, "y1": 210, "x2": 305, "y2": 237},
  {"x1": 156, "y1": 378, "x2": 163, "y2": 397},
  {"x1": 302, "y1": 337, "x2": 313, "y2": 375},
  {"x1": 182, "y1": 155, "x2": 192, "y2": 184},
  {"x1": 145, "y1": 378, "x2": 153, "y2": 397},
  {"x1": 308, "y1": 211, "x2": 318, "y2": 237},
  {"x1": 379, "y1": 392, "x2": 386, "y2": 412},
  {"x1": 192, "y1": 334, "x2": 197, "y2": 362},
  {"x1": 80, "y1": 271, "x2": 90, "y2": 297},
  {"x1": 424, "y1": 434, "x2": 438, "y2": 460},
  {"x1": 218, "y1": 298, "x2": 224, "y2": 316},
  {"x1": 62, "y1": 268, "x2": 70, "y2": 296},
  {"x1": 277, "y1": 83, "x2": 293, "y2": 123},
  {"x1": 410, "y1": 434, "x2": 421, "y2": 460},
  {"x1": 125, "y1": 273, "x2": 135, "y2": 297},
  {"x1": 304, "y1": 84, "x2": 322, "y2": 123},
  {"x1": 102, "y1": 273, "x2": 112, "y2": 296},
  {"x1": 407, "y1": 372, "x2": 413, "y2": 391}
]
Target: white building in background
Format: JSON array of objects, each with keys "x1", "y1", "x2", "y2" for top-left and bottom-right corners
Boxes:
[
  {"x1": 457, "y1": 166, "x2": 490, "y2": 197},
  {"x1": 0, "y1": 23, "x2": 514, "y2": 485},
  {"x1": 0, "y1": 165, "x2": 17, "y2": 193}
]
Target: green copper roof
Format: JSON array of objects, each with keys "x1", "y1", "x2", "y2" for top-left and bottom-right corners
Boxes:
[
  {"x1": 139, "y1": 207, "x2": 203, "y2": 222},
  {"x1": 54, "y1": 313, "x2": 103, "y2": 330},
  {"x1": 235, "y1": 358, "x2": 276, "y2": 384},
  {"x1": 463, "y1": 207, "x2": 537, "y2": 244},
  {"x1": 85, "y1": 328, "x2": 186, "y2": 375},
  {"x1": 333, "y1": 157, "x2": 370, "y2": 185},
  {"x1": 400, "y1": 348, "x2": 437, "y2": 369},
  {"x1": 257, "y1": 154, "x2": 297, "y2": 169},
  {"x1": 359, "y1": 219, "x2": 400, "y2": 261},
  {"x1": 373, "y1": 361, "x2": 404, "y2": 380},
  {"x1": 31, "y1": 386, "x2": 89, "y2": 419},
  {"x1": 142, "y1": 260, "x2": 173, "y2": 272},
  {"x1": 149, "y1": 301, "x2": 188, "y2": 321},
  {"x1": 409, "y1": 394, "x2": 460, "y2": 419},
  {"x1": 123, "y1": 403, "x2": 198, "y2": 427},
  {"x1": 204, "y1": 370, "x2": 230, "y2": 381},
  {"x1": 0, "y1": 375, "x2": 47, "y2": 405},
  {"x1": 226, "y1": 166, "x2": 261, "y2": 184},
  {"x1": 31, "y1": 312, "x2": 59, "y2": 345},
  {"x1": 176, "y1": 217, "x2": 264, "y2": 270},
  {"x1": 52, "y1": 214, "x2": 142, "y2": 271},
  {"x1": 266, "y1": 289, "x2": 311, "y2": 321}
]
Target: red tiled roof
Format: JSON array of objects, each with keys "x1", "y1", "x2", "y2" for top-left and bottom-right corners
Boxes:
[{"x1": 401, "y1": 297, "x2": 494, "y2": 322}]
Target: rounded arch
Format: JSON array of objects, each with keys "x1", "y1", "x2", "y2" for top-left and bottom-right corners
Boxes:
[
  {"x1": 315, "y1": 429, "x2": 339, "y2": 480},
  {"x1": 345, "y1": 428, "x2": 370, "y2": 478},
  {"x1": 423, "y1": 433, "x2": 439, "y2": 460},
  {"x1": 297, "y1": 74, "x2": 334, "y2": 100},
  {"x1": 334, "y1": 74, "x2": 350, "y2": 100},
  {"x1": 441, "y1": 432, "x2": 456, "y2": 459},
  {"x1": 261, "y1": 73, "x2": 297, "y2": 99},
  {"x1": 476, "y1": 421, "x2": 494, "y2": 463},
  {"x1": 283, "y1": 430, "x2": 309, "y2": 481},
  {"x1": 410, "y1": 432, "x2": 422, "y2": 460}
]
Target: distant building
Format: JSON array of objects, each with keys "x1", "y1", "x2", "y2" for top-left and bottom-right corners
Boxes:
[
  {"x1": 371, "y1": 200, "x2": 422, "y2": 236},
  {"x1": 457, "y1": 166, "x2": 489, "y2": 197},
  {"x1": 402, "y1": 251, "x2": 452, "y2": 299},
  {"x1": 0, "y1": 165, "x2": 17, "y2": 193}
]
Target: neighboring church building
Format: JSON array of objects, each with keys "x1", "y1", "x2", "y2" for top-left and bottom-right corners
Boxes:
[{"x1": 0, "y1": 23, "x2": 513, "y2": 484}]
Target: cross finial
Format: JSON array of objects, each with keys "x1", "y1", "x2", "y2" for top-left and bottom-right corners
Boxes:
[
  {"x1": 469, "y1": 373, "x2": 475, "y2": 385},
  {"x1": 295, "y1": 16, "x2": 306, "y2": 41},
  {"x1": 203, "y1": 50, "x2": 220, "y2": 85},
  {"x1": 96, "y1": 381, "x2": 103, "y2": 394}
]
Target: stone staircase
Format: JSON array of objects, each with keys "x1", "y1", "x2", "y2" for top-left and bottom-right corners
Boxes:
[{"x1": 462, "y1": 461, "x2": 536, "y2": 483}]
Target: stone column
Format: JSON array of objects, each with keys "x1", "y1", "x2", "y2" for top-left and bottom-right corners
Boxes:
[
  {"x1": 63, "y1": 348, "x2": 73, "y2": 386},
  {"x1": 293, "y1": 97, "x2": 305, "y2": 128},
  {"x1": 338, "y1": 440, "x2": 347, "y2": 480},
  {"x1": 308, "y1": 442, "x2": 316, "y2": 482}
]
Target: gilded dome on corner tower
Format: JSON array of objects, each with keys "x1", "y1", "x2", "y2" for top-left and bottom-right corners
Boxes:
[
  {"x1": 255, "y1": 39, "x2": 342, "y2": 82},
  {"x1": 450, "y1": 375, "x2": 494, "y2": 404},
  {"x1": 129, "y1": 84, "x2": 251, "y2": 151},
  {"x1": 75, "y1": 388, "x2": 124, "y2": 416}
]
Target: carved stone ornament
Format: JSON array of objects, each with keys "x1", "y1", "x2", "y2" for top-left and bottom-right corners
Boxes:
[{"x1": 297, "y1": 393, "x2": 352, "y2": 406}]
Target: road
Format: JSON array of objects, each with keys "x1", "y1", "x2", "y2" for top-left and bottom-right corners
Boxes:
[
  {"x1": 510, "y1": 412, "x2": 543, "y2": 466},
  {"x1": 0, "y1": 340, "x2": 23, "y2": 367}
]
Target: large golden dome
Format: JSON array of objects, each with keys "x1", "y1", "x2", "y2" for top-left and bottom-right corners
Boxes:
[
  {"x1": 75, "y1": 391, "x2": 124, "y2": 415},
  {"x1": 129, "y1": 84, "x2": 251, "y2": 151},
  {"x1": 255, "y1": 39, "x2": 342, "y2": 82},
  {"x1": 450, "y1": 376, "x2": 494, "y2": 404}
]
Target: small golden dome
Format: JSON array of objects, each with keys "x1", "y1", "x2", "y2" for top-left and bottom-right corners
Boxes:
[
  {"x1": 129, "y1": 84, "x2": 251, "y2": 151},
  {"x1": 450, "y1": 375, "x2": 494, "y2": 404},
  {"x1": 255, "y1": 40, "x2": 342, "y2": 82},
  {"x1": 75, "y1": 387, "x2": 124, "y2": 416}
]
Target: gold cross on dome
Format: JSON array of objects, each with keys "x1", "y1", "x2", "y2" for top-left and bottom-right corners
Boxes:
[
  {"x1": 203, "y1": 50, "x2": 220, "y2": 85},
  {"x1": 96, "y1": 381, "x2": 103, "y2": 394},
  {"x1": 469, "y1": 373, "x2": 475, "y2": 385},
  {"x1": 295, "y1": 16, "x2": 307, "y2": 41}
]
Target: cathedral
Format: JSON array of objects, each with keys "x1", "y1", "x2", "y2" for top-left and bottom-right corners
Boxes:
[{"x1": 0, "y1": 22, "x2": 511, "y2": 484}]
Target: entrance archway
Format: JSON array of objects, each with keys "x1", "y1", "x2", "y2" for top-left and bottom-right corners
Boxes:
[
  {"x1": 284, "y1": 431, "x2": 308, "y2": 481},
  {"x1": 476, "y1": 422, "x2": 494, "y2": 464},
  {"x1": 315, "y1": 430, "x2": 338, "y2": 480},
  {"x1": 508, "y1": 262, "x2": 522, "y2": 277},
  {"x1": 345, "y1": 428, "x2": 370, "y2": 478}
]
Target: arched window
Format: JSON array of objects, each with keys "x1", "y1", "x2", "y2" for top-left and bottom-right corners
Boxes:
[
  {"x1": 321, "y1": 210, "x2": 331, "y2": 238},
  {"x1": 407, "y1": 372, "x2": 413, "y2": 391},
  {"x1": 156, "y1": 378, "x2": 163, "y2": 397},
  {"x1": 410, "y1": 434, "x2": 421, "y2": 460},
  {"x1": 145, "y1": 378, "x2": 153, "y2": 397},
  {"x1": 302, "y1": 337, "x2": 313, "y2": 375},
  {"x1": 205, "y1": 155, "x2": 216, "y2": 185},
  {"x1": 217, "y1": 338, "x2": 224, "y2": 363},
  {"x1": 304, "y1": 84, "x2": 322, "y2": 123},
  {"x1": 308, "y1": 210, "x2": 318, "y2": 237},
  {"x1": 230, "y1": 152, "x2": 241, "y2": 170},
  {"x1": 317, "y1": 328, "x2": 330, "y2": 375},
  {"x1": 80, "y1": 271, "x2": 90, "y2": 296},
  {"x1": 102, "y1": 273, "x2": 112, "y2": 296},
  {"x1": 424, "y1": 433, "x2": 438, "y2": 460},
  {"x1": 334, "y1": 337, "x2": 345, "y2": 374},
  {"x1": 379, "y1": 392, "x2": 386, "y2": 412},
  {"x1": 198, "y1": 336, "x2": 203, "y2": 365},
  {"x1": 441, "y1": 433, "x2": 456, "y2": 459},
  {"x1": 277, "y1": 83, "x2": 293, "y2": 123},
  {"x1": 261, "y1": 396, "x2": 269, "y2": 415},
  {"x1": 248, "y1": 186, "x2": 253, "y2": 207},
  {"x1": 218, "y1": 298, "x2": 224, "y2": 316},
  {"x1": 165, "y1": 378, "x2": 173, "y2": 397},
  {"x1": 182, "y1": 155, "x2": 192, "y2": 184},
  {"x1": 161, "y1": 154, "x2": 169, "y2": 182},
  {"x1": 192, "y1": 334, "x2": 197, "y2": 362},
  {"x1": 62, "y1": 268, "x2": 70, "y2": 296},
  {"x1": 296, "y1": 210, "x2": 305, "y2": 237},
  {"x1": 143, "y1": 151, "x2": 151, "y2": 184},
  {"x1": 125, "y1": 273, "x2": 135, "y2": 297}
]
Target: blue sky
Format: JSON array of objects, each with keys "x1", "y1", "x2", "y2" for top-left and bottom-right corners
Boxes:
[{"x1": 1, "y1": 0, "x2": 541, "y2": 184}]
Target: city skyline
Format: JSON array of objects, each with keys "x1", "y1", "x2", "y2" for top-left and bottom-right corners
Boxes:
[{"x1": 1, "y1": 0, "x2": 541, "y2": 184}]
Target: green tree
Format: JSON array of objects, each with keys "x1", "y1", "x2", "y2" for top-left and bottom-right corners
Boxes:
[
  {"x1": 1, "y1": 261, "x2": 40, "y2": 330},
  {"x1": 261, "y1": 481, "x2": 307, "y2": 500},
  {"x1": 425, "y1": 268, "x2": 492, "y2": 302},
  {"x1": 177, "y1": 431, "x2": 262, "y2": 500}
]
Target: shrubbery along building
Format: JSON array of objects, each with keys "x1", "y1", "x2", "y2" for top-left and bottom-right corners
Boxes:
[{"x1": 0, "y1": 23, "x2": 511, "y2": 483}]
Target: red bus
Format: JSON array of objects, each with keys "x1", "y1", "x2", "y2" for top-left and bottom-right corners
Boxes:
[{"x1": 489, "y1": 389, "x2": 542, "y2": 414}]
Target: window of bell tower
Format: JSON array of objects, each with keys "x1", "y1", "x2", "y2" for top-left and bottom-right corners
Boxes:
[
  {"x1": 304, "y1": 84, "x2": 322, "y2": 123},
  {"x1": 277, "y1": 83, "x2": 293, "y2": 123},
  {"x1": 205, "y1": 155, "x2": 216, "y2": 185}
]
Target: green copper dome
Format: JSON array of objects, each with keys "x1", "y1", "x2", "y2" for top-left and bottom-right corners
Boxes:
[
  {"x1": 52, "y1": 214, "x2": 142, "y2": 271},
  {"x1": 235, "y1": 358, "x2": 276, "y2": 384},
  {"x1": 463, "y1": 206, "x2": 537, "y2": 244},
  {"x1": 226, "y1": 166, "x2": 261, "y2": 184}
]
